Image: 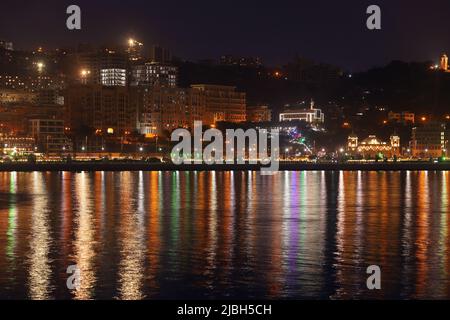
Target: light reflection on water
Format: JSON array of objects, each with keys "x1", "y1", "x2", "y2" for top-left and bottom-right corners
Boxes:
[{"x1": 0, "y1": 171, "x2": 449, "y2": 300}]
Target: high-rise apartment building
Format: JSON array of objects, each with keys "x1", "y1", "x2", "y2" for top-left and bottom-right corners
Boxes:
[
  {"x1": 65, "y1": 85, "x2": 135, "y2": 136},
  {"x1": 77, "y1": 50, "x2": 128, "y2": 86},
  {"x1": 29, "y1": 118, "x2": 71, "y2": 153},
  {"x1": 132, "y1": 86, "x2": 205, "y2": 135},
  {"x1": 131, "y1": 63, "x2": 177, "y2": 87},
  {"x1": 190, "y1": 84, "x2": 246, "y2": 124},
  {"x1": 411, "y1": 122, "x2": 448, "y2": 157}
]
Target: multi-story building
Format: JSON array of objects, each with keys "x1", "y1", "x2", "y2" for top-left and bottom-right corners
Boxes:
[
  {"x1": 131, "y1": 63, "x2": 177, "y2": 88},
  {"x1": 77, "y1": 50, "x2": 128, "y2": 86},
  {"x1": 127, "y1": 38, "x2": 144, "y2": 62},
  {"x1": 0, "y1": 135, "x2": 35, "y2": 155},
  {"x1": 65, "y1": 85, "x2": 135, "y2": 137},
  {"x1": 411, "y1": 122, "x2": 448, "y2": 158},
  {"x1": 29, "y1": 118, "x2": 71, "y2": 153},
  {"x1": 0, "y1": 89, "x2": 36, "y2": 105},
  {"x1": 132, "y1": 86, "x2": 205, "y2": 135},
  {"x1": 100, "y1": 68, "x2": 127, "y2": 87},
  {"x1": 220, "y1": 55, "x2": 262, "y2": 67},
  {"x1": 190, "y1": 84, "x2": 246, "y2": 124},
  {"x1": 246, "y1": 105, "x2": 272, "y2": 122},
  {"x1": 34, "y1": 89, "x2": 64, "y2": 106},
  {"x1": 279, "y1": 100, "x2": 324, "y2": 124},
  {"x1": 0, "y1": 75, "x2": 65, "y2": 91},
  {"x1": 388, "y1": 111, "x2": 415, "y2": 124}
]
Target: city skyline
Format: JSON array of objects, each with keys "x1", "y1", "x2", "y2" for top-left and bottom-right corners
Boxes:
[{"x1": 2, "y1": 0, "x2": 450, "y2": 307}]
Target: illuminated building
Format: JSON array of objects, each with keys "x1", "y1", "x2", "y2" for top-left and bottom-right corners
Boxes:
[
  {"x1": 100, "y1": 68, "x2": 127, "y2": 87},
  {"x1": 0, "y1": 135, "x2": 35, "y2": 155},
  {"x1": 132, "y1": 86, "x2": 205, "y2": 135},
  {"x1": 279, "y1": 100, "x2": 324, "y2": 124},
  {"x1": 411, "y1": 122, "x2": 448, "y2": 157},
  {"x1": 441, "y1": 54, "x2": 449, "y2": 72},
  {"x1": 77, "y1": 50, "x2": 128, "y2": 86},
  {"x1": 34, "y1": 89, "x2": 64, "y2": 106},
  {"x1": 347, "y1": 134, "x2": 401, "y2": 158},
  {"x1": 0, "y1": 75, "x2": 65, "y2": 91},
  {"x1": 0, "y1": 89, "x2": 37, "y2": 104},
  {"x1": 246, "y1": 105, "x2": 272, "y2": 123},
  {"x1": 127, "y1": 38, "x2": 144, "y2": 62},
  {"x1": 65, "y1": 85, "x2": 135, "y2": 137},
  {"x1": 220, "y1": 55, "x2": 262, "y2": 67},
  {"x1": 388, "y1": 111, "x2": 415, "y2": 124},
  {"x1": 131, "y1": 63, "x2": 177, "y2": 87},
  {"x1": 190, "y1": 85, "x2": 246, "y2": 124},
  {"x1": 29, "y1": 118, "x2": 71, "y2": 153}
]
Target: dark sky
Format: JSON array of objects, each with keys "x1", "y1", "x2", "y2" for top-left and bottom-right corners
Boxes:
[{"x1": 1, "y1": 0, "x2": 449, "y2": 71}]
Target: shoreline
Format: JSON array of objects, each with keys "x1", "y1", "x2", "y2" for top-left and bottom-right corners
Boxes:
[{"x1": 0, "y1": 161, "x2": 449, "y2": 172}]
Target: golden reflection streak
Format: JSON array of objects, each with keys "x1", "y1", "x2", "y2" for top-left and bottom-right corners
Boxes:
[
  {"x1": 415, "y1": 171, "x2": 430, "y2": 298},
  {"x1": 73, "y1": 172, "x2": 97, "y2": 300},
  {"x1": 333, "y1": 171, "x2": 346, "y2": 298},
  {"x1": 147, "y1": 171, "x2": 161, "y2": 295},
  {"x1": 117, "y1": 172, "x2": 145, "y2": 300},
  {"x1": 438, "y1": 171, "x2": 448, "y2": 297},
  {"x1": 204, "y1": 171, "x2": 218, "y2": 288},
  {"x1": 28, "y1": 172, "x2": 52, "y2": 300}
]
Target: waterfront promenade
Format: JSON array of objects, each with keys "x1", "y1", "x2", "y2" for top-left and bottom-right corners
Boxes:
[{"x1": 0, "y1": 161, "x2": 449, "y2": 172}]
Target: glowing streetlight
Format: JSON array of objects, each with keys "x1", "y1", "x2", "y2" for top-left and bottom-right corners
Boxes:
[{"x1": 36, "y1": 62, "x2": 45, "y2": 73}]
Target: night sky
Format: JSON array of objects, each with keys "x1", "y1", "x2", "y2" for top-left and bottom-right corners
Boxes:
[{"x1": 1, "y1": 0, "x2": 450, "y2": 71}]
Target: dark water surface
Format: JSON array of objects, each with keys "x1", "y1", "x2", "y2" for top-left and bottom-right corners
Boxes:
[{"x1": 0, "y1": 171, "x2": 449, "y2": 300}]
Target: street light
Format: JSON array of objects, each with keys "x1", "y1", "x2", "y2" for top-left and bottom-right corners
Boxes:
[{"x1": 36, "y1": 62, "x2": 45, "y2": 73}]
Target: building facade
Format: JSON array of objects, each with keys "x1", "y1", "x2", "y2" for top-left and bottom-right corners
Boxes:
[
  {"x1": 0, "y1": 135, "x2": 35, "y2": 155},
  {"x1": 246, "y1": 105, "x2": 272, "y2": 122},
  {"x1": 65, "y1": 85, "x2": 135, "y2": 137},
  {"x1": 279, "y1": 101, "x2": 324, "y2": 124},
  {"x1": 77, "y1": 50, "x2": 128, "y2": 86},
  {"x1": 190, "y1": 84, "x2": 246, "y2": 124},
  {"x1": 29, "y1": 118, "x2": 71, "y2": 153},
  {"x1": 347, "y1": 134, "x2": 401, "y2": 158},
  {"x1": 131, "y1": 63, "x2": 177, "y2": 88},
  {"x1": 411, "y1": 123, "x2": 448, "y2": 158},
  {"x1": 133, "y1": 86, "x2": 206, "y2": 135},
  {"x1": 388, "y1": 111, "x2": 415, "y2": 124}
]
